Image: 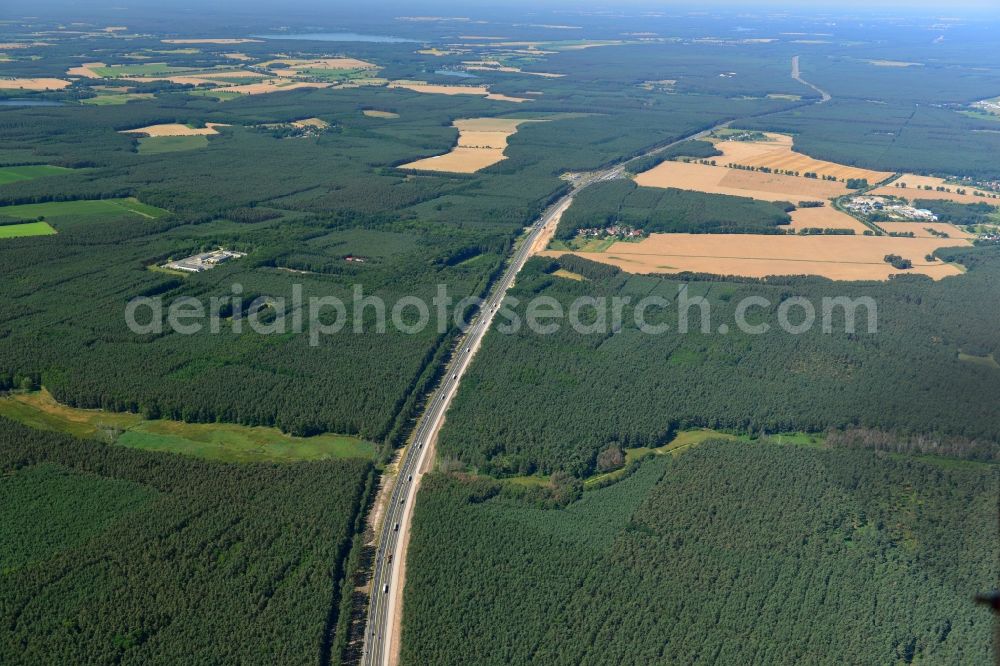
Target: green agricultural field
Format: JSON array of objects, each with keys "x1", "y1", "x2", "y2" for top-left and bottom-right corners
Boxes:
[
  {"x1": 137, "y1": 134, "x2": 209, "y2": 154},
  {"x1": 188, "y1": 88, "x2": 244, "y2": 101},
  {"x1": 91, "y1": 63, "x2": 192, "y2": 78},
  {"x1": 0, "y1": 390, "x2": 374, "y2": 462},
  {"x1": 0, "y1": 165, "x2": 72, "y2": 185},
  {"x1": 547, "y1": 236, "x2": 616, "y2": 252},
  {"x1": 299, "y1": 67, "x2": 373, "y2": 82},
  {"x1": 0, "y1": 221, "x2": 56, "y2": 238},
  {"x1": 80, "y1": 93, "x2": 156, "y2": 106},
  {"x1": 0, "y1": 198, "x2": 168, "y2": 228}
]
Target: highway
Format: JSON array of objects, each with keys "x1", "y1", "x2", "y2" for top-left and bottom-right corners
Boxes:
[
  {"x1": 359, "y1": 55, "x2": 835, "y2": 664},
  {"x1": 359, "y1": 173, "x2": 606, "y2": 666},
  {"x1": 359, "y1": 120, "x2": 764, "y2": 666}
]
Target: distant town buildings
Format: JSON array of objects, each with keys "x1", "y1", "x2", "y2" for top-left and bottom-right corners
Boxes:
[
  {"x1": 973, "y1": 97, "x2": 1000, "y2": 116},
  {"x1": 576, "y1": 224, "x2": 645, "y2": 240}
]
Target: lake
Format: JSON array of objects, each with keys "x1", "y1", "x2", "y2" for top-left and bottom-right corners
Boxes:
[
  {"x1": 252, "y1": 32, "x2": 418, "y2": 43},
  {"x1": 0, "y1": 99, "x2": 65, "y2": 107},
  {"x1": 435, "y1": 70, "x2": 479, "y2": 79}
]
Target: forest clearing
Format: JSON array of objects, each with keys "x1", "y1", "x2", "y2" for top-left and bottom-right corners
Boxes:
[
  {"x1": 362, "y1": 109, "x2": 399, "y2": 118},
  {"x1": 0, "y1": 390, "x2": 374, "y2": 463},
  {"x1": 400, "y1": 117, "x2": 545, "y2": 173},
  {"x1": 120, "y1": 122, "x2": 229, "y2": 137},
  {"x1": 388, "y1": 80, "x2": 531, "y2": 102}
]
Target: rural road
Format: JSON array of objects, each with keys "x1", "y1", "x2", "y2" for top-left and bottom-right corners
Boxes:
[{"x1": 361, "y1": 58, "x2": 830, "y2": 663}]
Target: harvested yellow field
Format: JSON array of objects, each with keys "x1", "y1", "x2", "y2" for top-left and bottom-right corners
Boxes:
[
  {"x1": 223, "y1": 52, "x2": 252, "y2": 61},
  {"x1": 400, "y1": 117, "x2": 544, "y2": 173},
  {"x1": 0, "y1": 77, "x2": 70, "y2": 90},
  {"x1": 120, "y1": 122, "x2": 229, "y2": 137},
  {"x1": 162, "y1": 38, "x2": 262, "y2": 44},
  {"x1": 634, "y1": 160, "x2": 848, "y2": 203},
  {"x1": 362, "y1": 109, "x2": 399, "y2": 118},
  {"x1": 871, "y1": 174, "x2": 1000, "y2": 205},
  {"x1": 543, "y1": 233, "x2": 969, "y2": 281},
  {"x1": 876, "y1": 222, "x2": 974, "y2": 239},
  {"x1": 67, "y1": 61, "x2": 105, "y2": 77},
  {"x1": 388, "y1": 80, "x2": 531, "y2": 102},
  {"x1": 291, "y1": 117, "x2": 329, "y2": 129},
  {"x1": 402, "y1": 147, "x2": 508, "y2": 173},
  {"x1": 486, "y1": 93, "x2": 531, "y2": 102},
  {"x1": 223, "y1": 80, "x2": 332, "y2": 95},
  {"x1": 712, "y1": 133, "x2": 893, "y2": 183},
  {"x1": 787, "y1": 206, "x2": 869, "y2": 233},
  {"x1": 389, "y1": 81, "x2": 488, "y2": 95}
]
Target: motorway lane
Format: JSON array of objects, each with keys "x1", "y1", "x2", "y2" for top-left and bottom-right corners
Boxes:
[
  {"x1": 360, "y1": 189, "x2": 580, "y2": 666},
  {"x1": 360, "y1": 60, "x2": 835, "y2": 660},
  {"x1": 360, "y1": 123, "x2": 742, "y2": 666}
]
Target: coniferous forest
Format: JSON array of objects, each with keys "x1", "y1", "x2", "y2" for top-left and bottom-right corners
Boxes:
[
  {"x1": 1, "y1": 6, "x2": 999, "y2": 665},
  {"x1": 438, "y1": 245, "x2": 1000, "y2": 476},
  {"x1": 404, "y1": 440, "x2": 998, "y2": 665},
  {"x1": 0, "y1": 418, "x2": 373, "y2": 664}
]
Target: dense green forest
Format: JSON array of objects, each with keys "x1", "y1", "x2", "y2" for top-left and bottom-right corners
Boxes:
[
  {"x1": 626, "y1": 139, "x2": 722, "y2": 174},
  {"x1": 2, "y1": 14, "x2": 1000, "y2": 665},
  {"x1": 913, "y1": 200, "x2": 999, "y2": 226},
  {"x1": 403, "y1": 440, "x2": 998, "y2": 665},
  {"x1": 438, "y1": 244, "x2": 1000, "y2": 476},
  {"x1": 556, "y1": 179, "x2": 792, "y2": 238},
  {"x1": 0, "y1": 417, "x2": 373, "y2": 663},
  {"x1": 0, "y1": 48, "x2": 794, "y2": 452},
  {"x1": 738, "y1": 100, "x2": 1000, "y2": 182}
]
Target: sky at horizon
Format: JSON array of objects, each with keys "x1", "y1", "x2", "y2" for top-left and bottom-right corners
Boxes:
[{"x1": 3, "y1": 0, "x2": 1000, "y2": 10}]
